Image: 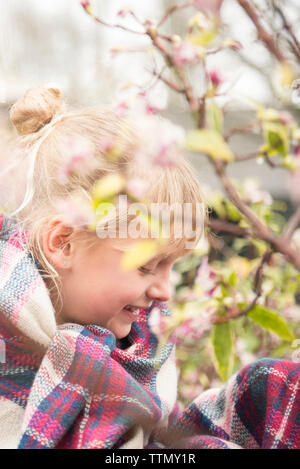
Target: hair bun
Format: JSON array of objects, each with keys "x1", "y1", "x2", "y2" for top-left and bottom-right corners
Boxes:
[{"x1": 10, "y1": 85, "x2": 65, "y2": 136}]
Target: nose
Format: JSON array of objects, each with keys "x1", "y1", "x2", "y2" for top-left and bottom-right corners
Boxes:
[{"x1": 146, "y1": 272, "x2": 172, "y2": 303}]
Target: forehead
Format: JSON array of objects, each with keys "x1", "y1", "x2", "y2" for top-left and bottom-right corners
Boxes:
[{"x1": 111, "y1": 237, "x2": 187, "y2": 262}]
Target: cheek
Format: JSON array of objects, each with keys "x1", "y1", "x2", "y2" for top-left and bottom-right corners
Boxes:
[{"x1": 118, "y1": 274, "x2": 147, "y2": 300}]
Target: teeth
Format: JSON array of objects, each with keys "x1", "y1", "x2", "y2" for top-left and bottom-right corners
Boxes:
[{"x1": 125, "y1": 305, "x2": 139, "y2": 315}]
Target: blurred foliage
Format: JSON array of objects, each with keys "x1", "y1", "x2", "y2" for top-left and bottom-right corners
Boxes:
[{"x1": 78, "y1": 0, "x2": 300, "y2": 406}]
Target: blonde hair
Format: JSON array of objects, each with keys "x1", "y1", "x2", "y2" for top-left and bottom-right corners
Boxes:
[{"x1": 6, "y1": 85, "x2": 206, "y2": 317}]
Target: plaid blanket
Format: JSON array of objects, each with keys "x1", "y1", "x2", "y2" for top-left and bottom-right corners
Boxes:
[
  {"x1": 0, "y1": 213, "x2": 299, "y2": 449},
  {"x1": 158, "y1": 357, "x2": 300, "y2": 449}
]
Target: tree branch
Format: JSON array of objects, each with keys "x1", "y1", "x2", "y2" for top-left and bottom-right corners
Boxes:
[
  {"x1": 214, "y1": 249, "x2": 273, "y2": 324},
  {"x1": 151, "y1": 68, "x2": 185, "y2": 93},
  {"x1": 80, "y1": 4, "x2": 146, "y2": 35},
  {"x1": 235, "y1": 151, "x2": 260, "y2": 162},
  {"x1": 157, "y1": 1, "x2": 195, "y2": 28},
  {"x1": 213, "y1": 160, "x2": 300, "y2": 270},
  {"x1": 283, "y1": 205, "x2": 300, "y2": 241},
  {"x1": 145, "y1": 21, "x2": 202, "y2": 116},
  {"x1": 224, "y1": 122, "x2": 259, "y2": 141},
  {"x1": 214, "y1": 161, "x2": 272, "y2": 240},
  {"x1": 274, "y1": 4, "x2": 300, "y2": 62},
  {"x1": 237, "y1": 0, "x2": 286, "y2": 62},
  {"x1": 208, "y1": 218, "x2": 250, "y2": 238}
]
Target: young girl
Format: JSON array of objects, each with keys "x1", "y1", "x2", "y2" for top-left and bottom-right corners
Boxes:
[{"x1": 0, "y1": 86, "x2": 299, "y2": 449}]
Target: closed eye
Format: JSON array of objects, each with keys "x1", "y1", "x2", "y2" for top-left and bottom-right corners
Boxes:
[{"x1": 139, "y1": 266, "x2": 155, "y2": 275}]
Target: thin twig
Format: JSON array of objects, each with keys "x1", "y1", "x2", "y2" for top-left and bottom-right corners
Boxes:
[
  {"x1": 145, "y1": 21, "x2": 202, "y2": 115},
  {"x1": 215, "y1": 249, "x2": 273, "y2": 323},
  {"x1": 253, "y1": 249, "x2": 273, "y2": 294},
  {"x1": 274, "y1": 5, "x2": 300, "y2": 62},
  {"x1": 214, "y1": 161, "x2": 272, "y2": 240},
  {"x1": 265, "y1": 155, "x2": 281, "y2": 168},
  {"x1": 151, "y1": 68, "x2": 185, "y2": 93},
  {"x1": 208, "y1": 218, "x2": 250, "y2": 238},
  {"x1": 235, "y1": 151, "x2": 260, "y2": 162},
  {"x1": 81, "y1": 5, "x2": 146, "y2": 35},
  {"x1": 237, "y1": 0, "x2": 286, "y2": 62},
  {"x1": 224, "y1": 122, "x2": 259, "y2": 140},
  {"x1": 283, "y1": 205, "x2": 300, "y2": 240},
  {"x1": 157, "y1": 1, "x2": 195, "y2": 28},
  {"x1": 213, "y1": 160, "x2": 300, "y2": 270}
]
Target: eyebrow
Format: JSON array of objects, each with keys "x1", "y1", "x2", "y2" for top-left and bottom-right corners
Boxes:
[
  {"x1": 144, "y1": 251, "x2": 184, "y2": 265},
  {"x1": 114, "y1": 245, "x2": 185, "y2": 264}
]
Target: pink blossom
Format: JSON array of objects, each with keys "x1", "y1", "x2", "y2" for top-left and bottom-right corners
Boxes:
[
  {"x1": 114, "y1": 101, "x2": 129, "y2": 117},
  {"x1": 80, "y1": 1, "x2": 90, "y2": 9},
  {"x1": 243, "y1": 179, "x2": 273, "y2": 205},
  {"x1": 145, "y1": 102, "x2": 162, "y2": 115},
  {"x1": 180, "y1": 383, "x2": 203, "y2": 401},
  {"x1": 117, "y1": 5, "x2": 132, "y2": 18},
  {"x1": 138, "y1": 91, "x2": 165, "y2": 115},
  {"x1": 189, "y1": 311, "x2": 214, "y2": 339},
  {"x1": 99, "y1": 136, "x2": 115, "y2": 154},
  {"x1": 278, "y1": 111, "x2": 294, "y2": 125},
  {"x1": 173, "y1": 308, "x2": 215, "y2": 346},
  {"x1": 195, "y1": 256, "x2": 218, "y2": 299},
  {"x1": 291, "y1": 229, "x2": 300, "y2": 251},
  {"x1": 57, "y1": 137, "x2": 96, "y2": 184},
  {"x1": 207, "y1": 69, "x2": 223, "y2": 87},
  {"x1": 283, "y1": 304, "x2": 300, "y2": 322},
  {"x1": 55, "y1": 195, "x2": 95, "y2": 229},
  {"x1": 135, "y1": 116, "x2": 185, "y2": 168},
  {"x1": 176, "y1": 287, "x2": 198, "y2": 303},
  {"x1": 194, "y1": 0, "x2": 223, "y2": 14},
  {"x1": 293, "y1": 145, "x2": 300, "y2": 157},
  {"x1": 110, "y1": 46, "x2": 126, "y2": 58},
  {"x1": 148, "y1": 307, "x2": 169, "y2": 338},
  {"x1": 223, "y1": 39, "x2": 243, "y2": 51},
  {"x1": 153, "y1": 145, "x2": 177, "y2": 167},
  {"x1": 173, "y1": 41, "x2": 199, "y2": 66},
  {"x1": 176, "y1": 319, "x2": 193, "y2": 337},
  {"x1": 184, "y1": 369, "x2": 200, "y2": 384},
  {"x1": 235, "y1": 338, "x2": 256, "y2": 366},
  {"x1": 125, "y1": 177, "x2": 149, "y2": 199}
]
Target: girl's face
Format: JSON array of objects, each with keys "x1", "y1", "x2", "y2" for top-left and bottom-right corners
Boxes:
[{"x1": 58, "y1": 236, "x2": 183, "y2": 339}]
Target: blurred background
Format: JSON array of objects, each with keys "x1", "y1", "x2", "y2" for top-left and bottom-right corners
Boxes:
[
  {"x1": 0, "y1": 0, "x2": 300, "y2": 405},
  {"x1": 0, "y1": 0, "x2": 299, "y2": 199}
]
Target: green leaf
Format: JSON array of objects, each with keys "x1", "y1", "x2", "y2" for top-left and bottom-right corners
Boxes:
[
  {"x1": 211, "y1": 322, "x2": 235, "y2": 382},
  {"x1": 262, "y1": 122, "x2": 289, "y2": 157},
  {"x1": 209, "y1": 193, "x2": 227, "y2": 218},
  {"x1": 224, "y1": 200, "x2": 241, "y2": 222},
  {"x1": 247, "y1": 305, "x2": 295, "y2": 341},
  {"x1": 92, "y1": 174, "x2": 125, "y2": 202},
  {"x1": 280, "y1": 62, "x2": 295, "y2": 88},
  {"x1": 228, "y1": 271, "x2": 238, "y2": 287},
  {"x1": 188, "y1": 30, "x2": 217, "y2": 47},
  {"x1": 186, "y1": 129, "x2": 234, "y2": 162},
  {"x1": 206, "y1": 100, "x2": 224, "y2": 134},
  {"x1": 256, "y1": 107, "x2": 280, "y2": 121},
  {"x1": 120, "y1": 239, "x2": 160, "y2": 271}
]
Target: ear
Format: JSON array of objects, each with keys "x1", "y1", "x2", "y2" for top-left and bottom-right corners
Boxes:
[{"x1": 42, "y1": 217, "x2": 75, "y2": 269}]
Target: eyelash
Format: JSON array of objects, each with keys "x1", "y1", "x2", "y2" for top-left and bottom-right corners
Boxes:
[{"x1": 139, "y1": 266, "x2": 155, "y2": 275}]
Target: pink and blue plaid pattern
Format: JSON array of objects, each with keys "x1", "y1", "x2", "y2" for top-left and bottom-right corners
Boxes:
[
  {"x1": 157, "y1": 357, "x2": 300, "y2": 449},
  {"x1": 0, "y1": 213, "x2": 299, "y2": 449}
]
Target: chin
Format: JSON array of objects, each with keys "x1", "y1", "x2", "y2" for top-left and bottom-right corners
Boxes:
[{"x1": 109, "y1": 323, "x2": 132, "y2": 340}]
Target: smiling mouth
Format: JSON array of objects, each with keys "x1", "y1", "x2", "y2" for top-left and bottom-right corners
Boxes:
[{"x1": 122, "y1": 305, "x2": 140, "y2": 318}]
